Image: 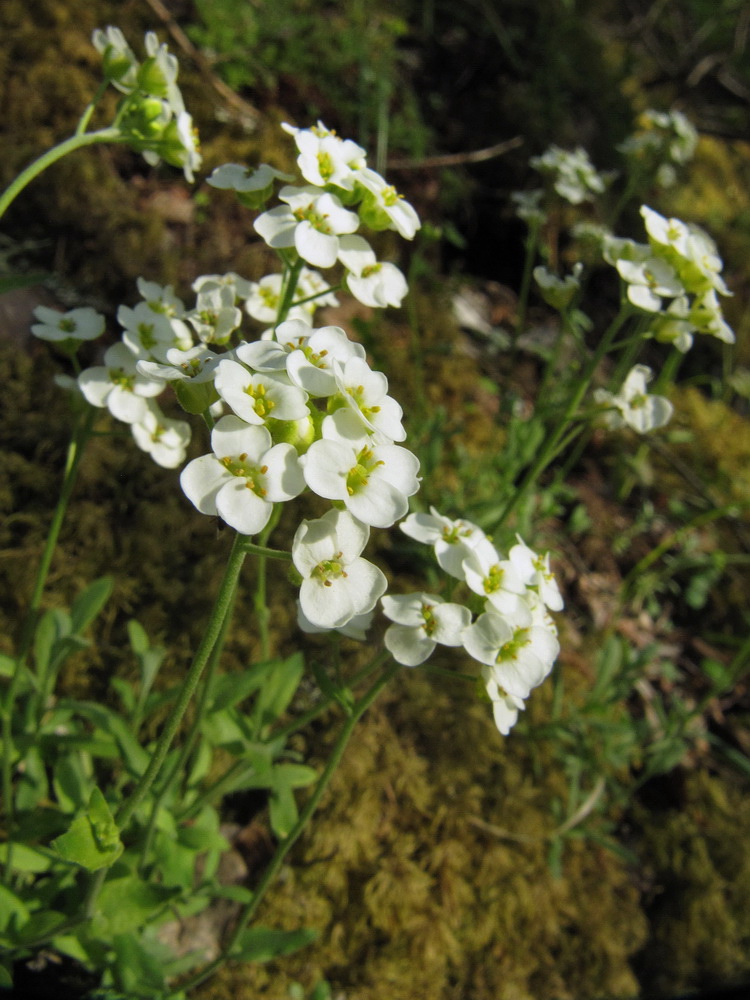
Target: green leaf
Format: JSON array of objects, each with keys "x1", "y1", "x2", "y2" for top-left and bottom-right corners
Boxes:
[
  {"x1": 66, "y1": 702, "x2": 149, "y2": 777},
  {"x1": 94, "y1": 876, "x2": 178, "y2": 937},
  {"x1": 51, "y1": 787, "x2": 123, "y2": 871},
  {"x1": 13, "y1": 910, "x2": 67, "y2": 944},
  {"x1": 70, "y1": 576, "x2": 114, "y2": 634},
  {"x1": 209, "y1": 660, "x2": 279, "y2": 712},
  {"x1": 0, "y1": 962, "x2": 12, "y2": 988},
  {"x1": 111, "y1": 933, "x2": 166, "y2": 994},
  {"x1": 53, "y1": 752, "x2": 93, "y2": 812},
  {"x1": 34, "y1": 608, "x2": 67, "y2": 677},
  {"x1": 16, "y1": 745, "x2": 49, "y2": 811},
  {"x1": 0, "y1": 884, "x2": 29, "y2": 933},
  {"x1": 256, "y1": 652, "x2": 304, "y2": 728},
  {"x1": 0, "y1": 842, "x2": 53, "y2": 873},
  {"x1": 110, "y1": 677, "x2": 136, "y2": 714},
  {"x1": 269, "y1": 781, "x2": 298, "y2": 838},
  {"x1": 0, "y1": 653, "x2": 15, "y2": 678},
  {"x1": 127, "y1": 619, "x2": 150, "y2": 656},
  {"x1": 230, "y1": 926, "x2": 317, "y2": 963}
]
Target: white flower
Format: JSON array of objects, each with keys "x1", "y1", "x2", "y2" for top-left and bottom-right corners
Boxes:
[
  {"x1": 92, "y1": 26, "x2": 139, "y2": 93},
  {"x1": 131, "y1": 401, "x2": 190, "y2": 468},
  {"x1": 292, "y1": 509, "x2": 387, "y2": 629},
  {"x1": 530, "y1": 145, "x2": 608, "y2": 204},
  {"x1": 118, "y1": 300, "x2": 191, "y2": 361},
  {"x1": 287, "y1": 123, "x2": 367, "y2": 190},
  {"x1": 193, "y1": 272, "x2": 254, "y2": 304},
  {"x1": 462, "y1": 607, "x2": 559, "y2": 700},
  {"x1": 355, "y1": 168, "x2": 421, "y2": 239},
  {"x1": 186, "y1": 284, "x2": 243, "y2": 344},
  {"x1": 338, "y1": 235, "x2": 408, "y2": 308},
  {"x1": 400, "y1": 507, "x2": 487, "y2": 580},
  {"x1": 78, "y1": 342, "x2": 163, "y2": 423},
  {"x1": 381, "y1": 593, "x2": 471, "y2": 667},
  {"x1": 332, "y1": 356, "x2": 406, "y2": 442},
  {"x1": 533, "y1": 263, "x2": 582, "y2": 310},
  {"x1": 483, "y1": 674, "x2": 526, "y2": 735},
  {"x1": 180, "y1": 415, "x2": 304, "y2": 535},
  {"x1": 508, "y1": 538, "x2": 564, "y2": 612},
  {"x1": 511, "y1": 189, "x2": 547, "y2": 225},
  {"x1": 31, "y1": 306, "x2": 105, "y2": 343},
  {"x1": 278, "y1": 322, "x2": 366, "y2": 397},
  {"x1": 297, "y1": 604, "x2": 373, "y2": 640},
  {"x1": 594, "y1": 364, "x2": 673, "y2": 434},
  {"x1": 136, "y1": 344, "x2": 222, "y2": 385},
  {"x1": 207, "y1": 163, "x2": 293, "y2": 194},
  {"x1": 301, "y1": 410, "x2": 420, "y2": 529},
  {"x1": 616, "y1": 255, "x2": 684, "y2": 312},
  {"x1": 462, "y1": 537, "x2": 527, "y2": 614},
  {"x1": 254, "y1": 186, "x2": 359, "y2": 268},
  {"x1": 214, "y1": 359, "x2": 309, "y2": 426}
]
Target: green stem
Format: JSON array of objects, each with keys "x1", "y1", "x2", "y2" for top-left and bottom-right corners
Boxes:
[
  {"x1": 2, "y1": 405, "x2": 96, "y2": 884},
  {"x1": 114, "y1": 533, "x2": 247, "y2": 832},
  {"x1": 0, "y1": 127, "x2": 122, "y2": 221},
  {"x1": 276, "y1": 259, "x2": 304, "y2": 325},
  {"x1": 515, "y1": 220, "x2": 540, "y2": 335},
  {"x1": 494, "y1": 302, "x2": 634, "y2": 528},
  {"x1": 178, "y1": 660, "x2": 400, "y2": 993},
  {"x1": 253, "y1": 507, "x2": 283, "y2": 660},
  {"x1": 138, "y1": 586, "x2": 238, "y2": 874}
]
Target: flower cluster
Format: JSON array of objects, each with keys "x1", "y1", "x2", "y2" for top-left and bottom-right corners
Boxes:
[
  {"x1": 387, "y1": 508, "x2": 563, "y2": 735},
  {"x1": 530, "y1": 145, "x2": 610, "y2": 205},
  {"x1": 606, "y1": 205, "x2": 734, "y2": 350},
  {"x1": 92, "y1": 27, "x2": 201, "y2": 181},
  {"x1": 618, "y1": 108, "x2": 698, "y2": 188},
  {"x1": 594, "y1": 364, "x2": 673, "y2": 433},
  {"x1": 208, "y1": 120, "x2": 419, "y2": 311}
]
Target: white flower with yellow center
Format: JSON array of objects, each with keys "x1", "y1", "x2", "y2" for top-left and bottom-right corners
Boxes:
[
  {"x1": 331, "y1": 356, "x2": 405, "y2": 442},
  {"x1": 337, "y1": 235, "x2": 408, "y2": 309},
  {"x1": 292, "y1": 509, "x2": 387, "y2": 629},
  {"x1": 301, "y1": 410, "x2": 420, "y2": 529},
  {"x1": 31, "y1": 306, "x2": 105, "y2": 343},
  {"x1": 462, "y1": 607, "x2": 559, "y2": 700},
  {"x1": 78, "y1": 342, "x2": 163, "y2": 423},
  {"x1": 131, "y1": 401, "x2": 190, "y2": 468},
  {"x1": 400, "y1": 507, "x2": 487, "y2": 580},
  {"x1": 594, "y1": 364, "x2": 673, "y2": 435},
  {"x1": 381, "y1": 593, "x2": 471, "y2": 667},
  {"x1": 356, "y1": 168, "x2": 421, "y2": 239},
  {"x1": 254, "y1": 186, "x2": 359, "y2": 268},
  {"x1": 180, "y1": 415, "x2": 304, "y2": 535},
  {"x1": 214, "y1": 359, "x2": 309, "y2": 426}
]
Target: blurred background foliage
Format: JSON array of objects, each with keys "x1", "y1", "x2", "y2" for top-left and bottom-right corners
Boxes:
[{"x1": 2, "y1": 1, "x2": 750, "y2": 998}]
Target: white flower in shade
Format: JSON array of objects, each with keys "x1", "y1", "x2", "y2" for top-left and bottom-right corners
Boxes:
[
  {"x1": 355, "y1": 168, "x2": 421, "y2": 239},
  {"x1": 214, "y1": 359, "x2": 309, "y2": 426},
  {"x1": 78, "y1": 342, "x2": 163, "y2": 423},
  {"x1": 207, "y1": 163, "x2": 293, "y2": 194},
  {"x1": 650, "y1": 295, "x2": 695, "y2": 353},
  {"x1": 118, "y1": 300, "x2": 191, "y2": 361},
  {"x1": 287, "y1": 123, "x2": 367, "y2": 190},
  {"x1": 483, "y1": 674, "x2": 526, "y2": 736},
  {"x1": 186, "y1": 284, "x2": 243, "y2": 344},
  {"x1": 533, "y1": 263, "x2": 582, "y2": 311},
  {"x1": 508, "y1": 538, "x2": 564, "y2": 612},
  {"x1": 255, "y1": 186, "x2": 359, "y2": 268},
  {"x1": 530, "y1": 145, "x2": 608, "y2": 204},
  {"x1": 297, "y1": 603, "x2": 373, "y2": 640},
  {"x1": 616, "y1": 255, "x2": 684, "y2": 312},
  {"x1": 31, "y1": 306, "x2": 105, "y2": 343},
  {"x1": 332, "y1": 356, "x2": 406, "y2": 442},
  {"x1": 338, "y1": 235, "x2": 408, "y2": 308},
  {"x1": 462, "y1": 607, "x2": 560, "y2": 700},
  {"x1": 381, "y1": 593, "x2": 471, "y2": 667},
  {"x1": 180, "y1": 415, "x2": 304, "y2": 535},
  {"x1": 142, "y1": 31, "x2": 183, "y2": 114},
  {"x1": 301, "y1": 410, "x2": 420, "y2": 529},
  {"x1": 131, "y1": 401, "x2": 190, "y2": 468},
  {"x1": 594, "y1": 364, "x2": 673, "y2": 434},
  {"x1": 511, "y1": 189, "x2": 547, "y2": 226},
  {"x1": 193, "y1": 272, "x2": 254, "y2": 304},
  {"x1": 92, "y1": 26, "x2": 139, "y2": 93},
  {"x1": 296, "y1": 267, "x2": 340, "y2": 311},
  {"x1": 400, "y1": 507, "x2": 487, "y2": 580},
  {"x1": 136, "y1": 277, "x2": 186, "y2": 319},
  {"x1": 690, "y1": 289, "x2": 735, "y2": 344},
  {"x1": 462, "y1": 537, "x2": 527, "y2": 614},
  {"x1": 165, "y1": 110, "x2": 202, "y2": 184},
  {"x1": 136, "y1": 344, "x2": 222, "y2": 385},
  {"x1": 292, "y1": 509, "x2": 387, "y2": 629}
]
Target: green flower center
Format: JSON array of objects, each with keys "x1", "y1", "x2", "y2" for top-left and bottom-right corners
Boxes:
[
  {"x1": 243, "y1": 382, "x2": 275, "y2": 417},
  {"x1": 346, "y1": 446, "x2": 384, "y2": 496},
  {"x1": 220, "y1": 452, "x2": 268, "y2": 496},
  {"x1": 312, "y1": 553, "x2": 347, "y2": 587},
  {"x1": 293, "y1": 204, "x2": 332, "y2": 234},
  {"x1": 497, "y1": 627, "x2": 530, "y2": 664}
]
